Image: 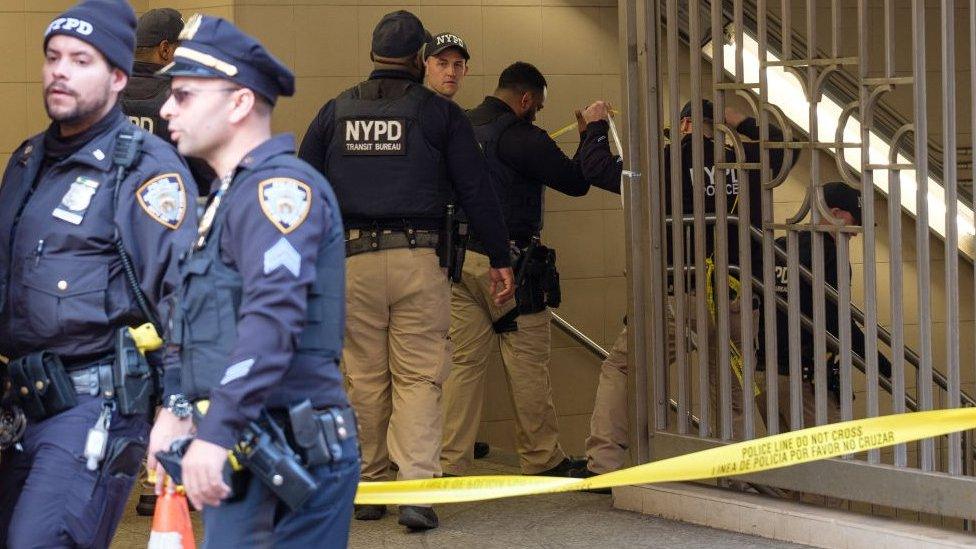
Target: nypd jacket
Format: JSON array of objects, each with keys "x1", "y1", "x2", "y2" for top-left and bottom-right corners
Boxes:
[
  {"x1": 663, "y1": 117, "x2": 797, "y2": 272},
  {"x1": 166, "y1": 135, "x2": 348, "y2": 449},
  {"x1": 0, "y1": 106, "x2": 198, "y2": 364},
  {"x1": 466, "y1": 96, "x2": 622, "y2": 243},
  {"x1": 766, "y1": 231, "x2": 893, "y2": 381},
  {"x1": 298, "y1": 69, "x2": 511, "y2": 268}
]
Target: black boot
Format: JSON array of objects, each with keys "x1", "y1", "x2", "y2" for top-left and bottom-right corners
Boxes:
[
  {"x1": 398, "y1": 505, "x2": 439, "y2": 530},
  {"x1": 531, "y1": 457, "x2": 585, "y2": 477},
  {"x1": 568, "y1": 466, "x2": 611, "y2": 494},
  {"x1": 355, "y1": 504, "x2": 387, "y2": 520},
  {"x1": 136, "y1": 494, "x2": 157, "y2": 516},
  {"x1": 473, "y1": 441, "x2": 490, "y2": 459}
]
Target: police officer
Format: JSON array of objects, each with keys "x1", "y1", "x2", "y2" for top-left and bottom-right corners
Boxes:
[
  {"x1": 422, "y1": 31, "x2": 494, "y2": 461},
  {"x1": 440, "y1": 61, "x2": 622, "y2": 479},
  {"x1": 147, "y1": 14, "x2": 360, "y2": 545},
  {"x1": 424, "y1": 32, "x2": 469, "y2": 101},
  {"x1": 768, "y1": 182, "x2": 892, "y2": 430},
  {"x1": 121, "y1": 7, "x2": 216, "y2": 196},
  {"x1": 122, "y1": 8, "x2": 182, "y2": 139},
  {"x1": 299, "y1": 10, "x2": 515, "y2": 530},
  {"x1": 0, "y1": 1, "x2": 198, "y2": 545},
  {"x1": 661, "y1": 98, "x2": 796, "y2": 440}
]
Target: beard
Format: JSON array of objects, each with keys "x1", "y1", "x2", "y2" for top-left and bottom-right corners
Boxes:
[{"x1": 44, "y1": 79, "x2": 111, "y2": 126}]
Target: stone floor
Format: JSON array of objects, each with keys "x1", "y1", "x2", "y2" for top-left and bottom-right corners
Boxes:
[{"x1": 111, "y1": 453, "x2": 805, "y2": 548}]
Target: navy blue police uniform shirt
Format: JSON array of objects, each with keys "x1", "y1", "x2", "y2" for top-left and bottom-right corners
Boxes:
[
  {"x1": 298, "y1": 68, "x2": 512, "y2": 268},
  {"x1": 0, "y1": 105, "x2": 198, "y2": 363},
  {"x1": 187, "y1": 135, "x2": 336, "y2": 449}
]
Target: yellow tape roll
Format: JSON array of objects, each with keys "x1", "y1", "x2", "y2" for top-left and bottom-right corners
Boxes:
[{"x1": 355, "y1": 408, "x2": 976, "y2": 505}]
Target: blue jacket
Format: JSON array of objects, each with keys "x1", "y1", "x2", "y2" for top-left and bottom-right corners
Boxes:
[
  {"x1": 167, "y1": 134, "x2": 348, "y2": 449},
  {"x1": 0, "y1": 106, "x2": 198, "y2": 364}
]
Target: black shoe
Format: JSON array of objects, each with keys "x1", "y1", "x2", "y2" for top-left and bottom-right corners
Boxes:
[
  {"x1": 568, "y1": 466, "x2": 612, "y2": 494},
  {"x1": 398, "y1": 505, "x2": 439, "y2": 530},
  {"x1": 532, "y1": 458, "x2": 580, "y2": 477},
  {"x1": 136, "y1": 494, "x2": 157, "y2": 516},
  {"x1": 473, "y1": 441, "x2": 490, "y2": 459},
  {"x1": 355, "y1": 504, "x2": 387, "y2": 521}
]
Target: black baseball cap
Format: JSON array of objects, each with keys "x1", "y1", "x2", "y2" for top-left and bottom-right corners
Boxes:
[
  {"x1": 823, "y1": 182, "x2": 863, "y2": 225},
  {"x1": 372, "y1": 10, "x2": 427, "y2": 58},
  {"x1": 136, "y1": 8, "x2": 183, "y2": 47},
  {"x1": 679, "y1": 99, "x2": 714, "y2": 121},
  {"x1": 425, "y1": 32, "x2": 469, "y2": 60}
]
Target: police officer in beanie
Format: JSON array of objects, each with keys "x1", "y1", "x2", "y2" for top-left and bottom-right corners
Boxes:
[
  {"x1": 122, "y1": 7, "x2": 216, "y2": 196},
  {"x1": 767, "y1": 182, "x2": 892, "y2": 431},
  {"x1": 440, "y1": 61, "x2": 621, "y2": 480},
  {"x1": 0, "y1": 1, "x2": 198, "y2": 545},
  {"x1": 299, "y1": 10, "x2": 515, "y2": 531},
  {"x1": 149, "y1": 14, "x2": 359, "y2": 545}
]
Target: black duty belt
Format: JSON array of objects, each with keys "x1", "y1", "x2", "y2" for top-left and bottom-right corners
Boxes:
[{"x1": 345, "y1": 228, "x2": 439, "y2": 257}]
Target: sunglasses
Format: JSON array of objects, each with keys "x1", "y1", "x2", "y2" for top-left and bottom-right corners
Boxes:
[{"x1": 168, "y1": 86, "x2": 240, "y2": 106}]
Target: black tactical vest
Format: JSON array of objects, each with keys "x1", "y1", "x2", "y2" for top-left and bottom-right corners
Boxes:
[
  {"x1": 471, "y1": 111, "x2": 544, "y2": 243},
  {"x1": 324, "y1": 79, "x2": 449, "y2": 227},
  {"x1": 174, "y1": 155, "x2": 347, "y2": 408},
  {"x1": 121, "y1": 72, "x2": 170, "y2": 141}
]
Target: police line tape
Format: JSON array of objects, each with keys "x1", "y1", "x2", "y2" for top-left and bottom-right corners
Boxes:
[{"x1": 354, "y1": 407, "x2": 976, "y2": 505}]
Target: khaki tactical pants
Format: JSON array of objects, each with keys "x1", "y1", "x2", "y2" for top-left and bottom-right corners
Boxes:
[
  {"x1": 343, "y1": 248, "x2": 451, "y2": 487},
  {"x1": 584, "y1": 295, "x2": 761, "y2": 474},
  {"x1": 585, "y1": 327, "x2": 629, "y2": 474},
  {"x1": 440, "y1": 251, "x2": 566, "y2": 475},
  {"x1": 774, "y1": 375, "x2": 841, "y2": 433}
]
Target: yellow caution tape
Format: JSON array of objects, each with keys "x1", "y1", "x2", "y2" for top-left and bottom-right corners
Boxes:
[
  {"x1": 548, "y1": 109, "x2": 621, "y2": 140},
  {"x1": 355, "y1": 408, "x2": 976, "y2": 504}
]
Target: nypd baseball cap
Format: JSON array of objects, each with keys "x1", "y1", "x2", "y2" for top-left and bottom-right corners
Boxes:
[
  {"x1": 159, "y1": 14, "x2": 295, "y2": 105},
  {"x1": 823, "y1": 182, "x2": 863, "y2": 225},
  {"x1": 136, "y1": 8, "x2": 184, "y2": 48},
  {"x1": 44, "y1": 0, "x2": 137, "y2": 76},
  {"x1": 425, "y1": 32, "x2": 469, "y2": 60},
  {"x1": 372, "y1": 10, "x2": 427, "y2": 58}
]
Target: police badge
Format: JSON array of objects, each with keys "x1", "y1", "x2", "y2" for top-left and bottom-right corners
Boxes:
[
  {"x1": 137, "y1": 173, "x2": 187, "y2": 229},
  {"x1": 52, "y1": 176, "x2": 100, "y2": 225},
  {"x1": 259, "y1": 178, "x2": 311, "y2": 234}
]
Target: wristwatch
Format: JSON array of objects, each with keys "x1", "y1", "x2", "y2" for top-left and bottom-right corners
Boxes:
[{"x1": 164, "y1": 394, "x2": 193, "y2": 419}]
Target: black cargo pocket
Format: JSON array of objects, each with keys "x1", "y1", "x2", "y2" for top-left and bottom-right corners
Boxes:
[
  {"x1": 22, "y1": 258, "x2": 108, "y2": 339},
  {"x1": 182, "y1": 257, "x2": 220, "y2": 342}
]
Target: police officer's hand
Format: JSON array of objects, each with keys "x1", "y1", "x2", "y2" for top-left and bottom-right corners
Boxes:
[
  {"x1": 181, "y1": 439, "x2": 232, "y2": 509},
  {"x1": 582, "y1": 101, "x2": 611, "y2": 124},
  {"x1": 724, "y1": 106, "x2": 748, "y2": 128},
  {"x1": 490, "y1": 267, "x2": 515, "y2": 305},
  {"x1": 148, "y1": 408, "x2": 194, "y2": 495},
  {"x1": 575, "y1": 109, "x2": 587, "y2": 133}
]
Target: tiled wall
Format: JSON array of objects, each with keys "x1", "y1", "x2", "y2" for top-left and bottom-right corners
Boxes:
[
  {"x1": 0, "y1": 0, "x2": 620, "y2": 458},
  {"x1": 223, "y1": 1, "x2": 624, "y2": 457}
]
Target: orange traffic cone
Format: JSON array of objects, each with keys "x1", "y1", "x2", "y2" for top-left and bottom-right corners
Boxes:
[{"x1": 147, "y1": 486, "x2": 195, "y2": 549}]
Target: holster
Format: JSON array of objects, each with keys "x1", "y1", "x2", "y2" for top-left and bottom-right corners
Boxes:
[
  {"x1": 492, "y1": 241, "x2": 562, "y2": 333},
  {"x1": 112, "y1": 327, "x2": 156, "y2": 417},
  {"x1": 7, "y1": 351, "x2": 76, "y2": 422},
  {"x1": 438, "y1": 204, "x2": 468, "y2": 283}
]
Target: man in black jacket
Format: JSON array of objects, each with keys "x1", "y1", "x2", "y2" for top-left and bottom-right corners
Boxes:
[
  {"x1": 770, "y1": 182, "x2": 892, "y2": 430},
  {"x1": 663, "y1": 99, "x2": 796, "y2": 440},
  {"x1": 298, "y1": 11, "x2": 514, "y2": 531},
  {"x1": 440, "y1": 62, "x2": 622, "y2": 480},
  {"x1": 121, "y1": 7, "x2": 215, "y2": 195}
]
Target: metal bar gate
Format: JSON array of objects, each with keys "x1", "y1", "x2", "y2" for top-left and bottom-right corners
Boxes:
[{"x1": 618, "y1": 0, "x2": 976, "y2": 523}]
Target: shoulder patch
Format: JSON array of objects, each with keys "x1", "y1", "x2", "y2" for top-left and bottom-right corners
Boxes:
[
  {"x1": 258, "y1": 178, "x2": 312, "y2": 234},
  {"x1": 137, "y1": 173, "x2": 188, "y2": 229}
]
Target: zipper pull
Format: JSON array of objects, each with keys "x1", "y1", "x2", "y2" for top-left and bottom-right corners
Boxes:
[{"x1": 33, "y1": 240, "x2": 44, "y2": 267}]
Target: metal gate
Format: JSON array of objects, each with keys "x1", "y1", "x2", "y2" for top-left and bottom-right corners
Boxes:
[{"x1": 617, "y1": 0, "x2": 976, "y2": 522}]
